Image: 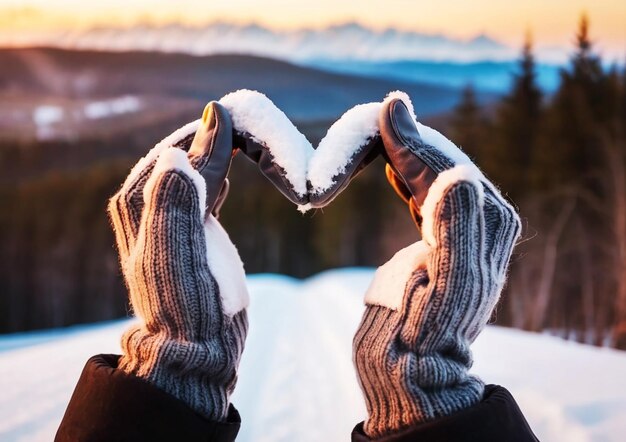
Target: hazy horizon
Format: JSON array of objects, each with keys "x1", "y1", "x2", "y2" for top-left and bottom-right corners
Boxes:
[
  {"x1": 0, "y1": 19, "x2": 622, "y2": 67},
  {"x1": 1, "y1": 0, "x2": 624, "y2": 61}
]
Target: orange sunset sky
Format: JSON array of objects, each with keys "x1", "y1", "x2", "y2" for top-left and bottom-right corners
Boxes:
[{"x1": 1, "y1": 0, "x2": 625, "y2": 55}]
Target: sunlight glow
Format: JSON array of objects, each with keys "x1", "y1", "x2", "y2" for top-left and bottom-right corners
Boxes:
[{"x1": 1, "y1": 0, "x2": 624, "y2": 52}]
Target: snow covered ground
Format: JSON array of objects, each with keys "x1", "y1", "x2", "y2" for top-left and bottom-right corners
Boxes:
[{"x1": 1, "y1": 268, "x2": 625, "y2": 441}]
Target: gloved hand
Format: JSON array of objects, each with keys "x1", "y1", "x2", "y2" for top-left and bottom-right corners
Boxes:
[
  {"x1": 107, "y1": 102, "x2": 249, "y2": 422},
  {"x1": 353, "y1": 98, "x2": 522, "y2": 437},
  {"x1": 219, "y1": 89, "x2": 383, "y2": 209}
]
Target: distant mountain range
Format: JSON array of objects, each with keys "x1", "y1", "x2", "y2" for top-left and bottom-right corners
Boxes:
[
  {"x1": 1, "y1": 22, "x2": 522, "y2": 62},
  {"x1": 0, "y1": 22, "x2": 571, "y2": 93},
  {"x1": 312, "y1": 59, "x2": 562, "y2": 93}
]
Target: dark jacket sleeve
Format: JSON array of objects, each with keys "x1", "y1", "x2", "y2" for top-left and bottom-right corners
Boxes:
[
  {"x1": 55, "y1": 354, "x2": 241, "y2": 442},
  {"x1": 351, "y1": 385, "x2": 539, "y2": 442}
]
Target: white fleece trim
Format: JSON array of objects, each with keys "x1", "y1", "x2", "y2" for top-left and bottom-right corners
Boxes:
[
  {"x1": 143, "y1": 148, "x2": 207, "y2": 220},
  {"x1": 420, "y1": 165, "x2": 484, "y2": 247},
  {"x1": 122, "y1": 119, "x2": 200, "y2": 194},
  {"x1": 204, "y1": 215, "x2": 250, "y2": 316},
  {"x1": 364, "y1": 240, "x2": 431, "y2": 311},
  {"x1": 219, "y1": 89, "x2": 313, "y2": 198}
]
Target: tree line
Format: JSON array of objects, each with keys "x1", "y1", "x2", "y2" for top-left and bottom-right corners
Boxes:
[
  {"x1": 0, "y1": 15, "x2": 624, "y2": 351},
  {"x1": 448, "y1": 15, "x2": 626, "y2": 348}
]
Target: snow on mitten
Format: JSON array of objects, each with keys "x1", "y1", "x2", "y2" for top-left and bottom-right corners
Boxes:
[
  {"x1": 219, "y1": 89, "x2": 387, "y2": 210},
  {"x1": 219, "y1": 90, "x2": 313, "y2": 206},
  {"x1": 108, "y1": 102, "x2": 249, "y2": 421},
  {"x1": 353, "y1": 98, "x2": 521, "y2": 437}
]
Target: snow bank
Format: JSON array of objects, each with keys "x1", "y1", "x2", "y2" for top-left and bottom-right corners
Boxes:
[
  {"x1": 1, "y1": 269, "x2": 625, "y2": 442},
  {"x1": 32, "y1": 105, "x2": 64, "y2": 127},
  {"x1": 83, "y1": 95, "x2": 141, "y2": 120}
]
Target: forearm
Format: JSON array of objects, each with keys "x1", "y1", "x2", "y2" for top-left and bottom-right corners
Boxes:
[
  {"x1": 56, "y1": 354, "x2": 242, "y2": 442},
  {"x1": 357, "y1": 98, "x2": 524, "y2": 437},
  {"x1": 355, "y1": 179, "x2": 488, "y2": 437}
]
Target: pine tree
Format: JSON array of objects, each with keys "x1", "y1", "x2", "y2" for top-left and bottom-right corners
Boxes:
[
  {"x1": 529, "y1": 12, "x2": 611, "y2": 196},
  {"x1": 450, "y1": 84, "x2": 486, "y2": 161},
  {"x1": 570, "y1": 14, "x2": 604, "y2": 86},
  {"x1": 494, "y1": 31, "x2": 543, "y2": 199}
]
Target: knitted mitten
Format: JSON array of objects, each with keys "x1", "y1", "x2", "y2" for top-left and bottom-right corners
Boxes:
[
  {"x1": 353, "y1": 99, "x2": 521, "y2": 437},
  {"x1": 107, "y1": 102, "x2": 249, "y2": 421}
]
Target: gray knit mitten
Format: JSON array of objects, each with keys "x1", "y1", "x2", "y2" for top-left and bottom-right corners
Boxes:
[
  {"x1": 108, "y1": 102, "x2": 249, "y2": 421},
  {"x1": 353, "y1": 99, "x2": 521, "y2": 437}
]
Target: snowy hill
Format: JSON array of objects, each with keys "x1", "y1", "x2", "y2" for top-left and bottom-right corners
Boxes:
[
  {"x1": 0, "y1": 48, "x2": 470, "y2": 125},
  {"x1": 1, "y1": 269, "x2": 625, "y2": 441}
]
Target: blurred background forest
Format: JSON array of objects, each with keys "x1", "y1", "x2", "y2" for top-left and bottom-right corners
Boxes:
[{"x1": 0, "y1": 13, "x2": 625, "y2": 350}]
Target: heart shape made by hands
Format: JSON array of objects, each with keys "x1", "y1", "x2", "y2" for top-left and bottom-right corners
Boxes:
[
  {"x1": 126, "y1": 89, "x2": 472, "y2": 214},
  {"x1": 219, "y1": 89, "x2": 414, "y2": 211},
  {"x1": 118, "y1": 89, "x2": 488, "y2": 317}
]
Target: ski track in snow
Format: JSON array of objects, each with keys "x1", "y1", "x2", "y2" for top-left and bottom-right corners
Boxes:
[{"x1": 1, "y1": 268, "x2": 625, "y2": 441}]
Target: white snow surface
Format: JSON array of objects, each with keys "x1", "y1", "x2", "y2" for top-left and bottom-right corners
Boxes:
[
  {"x1": 364, "y1": 240, "x2": 431, "y2": 311},
  {"x1": 1, "y1": 269, "x2": 625, "y2": 442},
  {"x1": 83, "y1": 96, "x2": 142, "y2": 120},
  {"x1": 32, "y1": 105, "x2": 64, "y2": 127},
  {"x1": 308, "y1": 91, "x2": 416, "y2": 195},
  {"x1": 308, "y1": 102, "x2": 381, "y2": 194}
]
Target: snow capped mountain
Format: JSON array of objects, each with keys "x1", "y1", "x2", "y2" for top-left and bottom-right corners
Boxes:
[
  {"x1": 0, "y1": 22, "x2": 525, "y2": 63},
  {"x1": 0, "y1": 22, "x2": 575, "y2": 93}
]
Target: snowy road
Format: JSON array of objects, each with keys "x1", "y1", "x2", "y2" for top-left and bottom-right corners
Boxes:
[{"x1": 1, "y1": 269, "x2": 626, "y2": 441}]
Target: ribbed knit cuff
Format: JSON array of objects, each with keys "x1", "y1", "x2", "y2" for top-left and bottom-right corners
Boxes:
[
  {"x1": 355, "y1": 176, "x2": 519, "y2": 439},
  {"x1": 119, "y1": 310, "x2": 248, "y2": 421}
]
